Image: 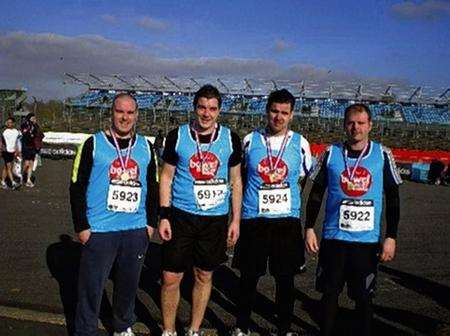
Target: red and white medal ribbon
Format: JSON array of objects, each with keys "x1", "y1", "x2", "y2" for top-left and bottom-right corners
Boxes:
[
  {"x1": 263, "y1": 128, "x2": 290, "y2": 177},
  {"x1": 110, "y1": 128, "x2": 133, "y2": 180},
  {"x1": 192, "y1": 121, "x2": 217, "y2": 167},
  {"x1": 343, "y1": 142, "x2": 369, "y2": 181}
]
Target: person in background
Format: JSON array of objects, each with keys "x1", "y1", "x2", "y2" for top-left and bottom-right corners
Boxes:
[
  {"x1": 1, "y1": 117, "x2": 21, "y2": 189},
  {"x1": 20, "y1": 113, "x2": 44, "y2": 187}
]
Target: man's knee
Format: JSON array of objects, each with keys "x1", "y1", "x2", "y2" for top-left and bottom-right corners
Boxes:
[
  {"x1": 162, "y1": 271, "x2": 184, "y2": 289},
  {"x1": 193, "y1": 268, "x2": 213, "y2": 285}
]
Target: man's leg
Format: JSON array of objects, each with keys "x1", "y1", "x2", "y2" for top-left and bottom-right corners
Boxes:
[
  {"x1": 190, "y1": 267, "x2": 213, "y2": 331},
  {"x1": 274, "y1": 275, "x2": 295, "y2": 335},
  {"x1": 74, "y1": 233, "x2": 118, "y2": 336},
  {"x1": 161, "y1": 271, "x2": 184, "y2": 332},
  {"x1": 5, "y1": 162, "x2": 16, "y2": 186},
  {"x1": 112, "y1": 228, "x2": 149, "y2": 333},
  {"x1": 235, "y1": 272, "x2": 260, "y2": 333}
]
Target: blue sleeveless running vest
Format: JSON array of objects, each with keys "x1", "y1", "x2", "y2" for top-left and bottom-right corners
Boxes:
[
  {"x1": 323, "y1": 141, "x2": 384, "y2": 243},
  {"x1": 171, "y1": 124, "x2": 233, "y2": 216},
  {"x1": 242, "y1": 130, "x2": 304, "y2": 219},
  {"x1": 86, "y1": 132, "x2": 151, "y2": 232}
]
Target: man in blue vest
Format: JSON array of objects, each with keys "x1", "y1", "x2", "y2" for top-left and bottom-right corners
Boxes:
[
  {"x1": 158, "y1": 84, "x2": 242, "y2": 336},
  {"x1": 305, "y1": 103, "x2": 402, "y2": 336},
  {"x1": 231, "y1": 89, "x2": 312, "y2": 336},
  {"x1": 70, "y1": 93, "x2": 159, "y2": 336}
]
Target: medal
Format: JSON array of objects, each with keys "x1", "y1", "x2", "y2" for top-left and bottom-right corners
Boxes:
[
  {"x1": 263, "y1": 129, "x2": 290, "y2": 183},
  {"x1": 110, "y1": 128, "x2": 134, "y2": 181}
]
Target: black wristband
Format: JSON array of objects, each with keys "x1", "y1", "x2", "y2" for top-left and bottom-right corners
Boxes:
[{"x1": 159, "y1": 206, "x2": 171, "y2": 220}]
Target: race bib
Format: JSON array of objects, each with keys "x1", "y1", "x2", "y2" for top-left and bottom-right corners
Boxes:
[
  {"x1": 339, "y1": 199, "x2": 374, "y2": 232},
  {"x1": 193, "y1": 178, "x2": 228, "y2": 210},
  {"x1": 107, "y1": 180, "x2": 142, "y2": 213},
  {"x1": 258, "y1": 183, "x2": 291, "y2": 215}
]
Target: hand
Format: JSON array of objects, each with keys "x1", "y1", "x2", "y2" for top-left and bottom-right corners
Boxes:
[
  {"x1": 146, "y1": 226, "x2": 155, "y2": 239},
  {"x1": 78, "y1": 229, "x2": 91, "y2": 245},
  {"x1": 158, "y1": 219, "x2": 172, "y2": 241},
  {"x1": 305, "y1": 228, "x2": 319, "y2": 255},
  {"x1": 380, "y1": 238, "x2": 396, "y2": 262},
  {"x1": 227, "y1": 220, "x2": 240, "y2": 247}
]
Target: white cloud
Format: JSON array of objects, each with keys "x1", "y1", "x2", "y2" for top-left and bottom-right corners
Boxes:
[
  {"x1": 391, "y1": 0, "x2": 450, "y2": 20},
  {"x1": 0, "y1": 31, "x2": 402, "y2": 99},
  {"x1": 137, "y1": 16, "x2": 168, "y2": 31}
]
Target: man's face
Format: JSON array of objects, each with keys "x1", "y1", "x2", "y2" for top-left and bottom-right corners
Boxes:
[
  {"x1": 344, "y1": 111, "x2": 372, "y2": 144},
  {"x1": 195, "y1": 97, "x2": 220, "y2": 132},
  {"x1": 267, "y1": 102, "x2": 293, "y2": 135},
  {"x1": 112, "y1": 97, "x2": 138, "y2": 137},
  {"x1": 5, "y1": 119, "x2": 14, "y2": 128}
]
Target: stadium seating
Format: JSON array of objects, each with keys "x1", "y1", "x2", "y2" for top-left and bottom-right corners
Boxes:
[{"x1": 66, "y1": 90, "x2": 450, "y2": 126}]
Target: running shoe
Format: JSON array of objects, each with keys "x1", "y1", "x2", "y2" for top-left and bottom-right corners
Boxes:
[
  {"x1": 25, "y1": 181, "x2": 34, "y2": 188},
  {"x1": 1, "y1": 181, "x2": 7, "y2": 189},
  {"x1": 162, "y1": 331, "x2": 178, "y2": 336},
  {"x1": 230, "y1": 327, "x2": 250, "y2": 336},
  {"x1": 113, "y1": 327, "x2": 135, "y2": 336}
]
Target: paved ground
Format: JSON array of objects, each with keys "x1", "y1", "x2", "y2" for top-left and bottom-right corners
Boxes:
[{"x1": 0, "y1": 158, "x2": 449, "y2": 335}]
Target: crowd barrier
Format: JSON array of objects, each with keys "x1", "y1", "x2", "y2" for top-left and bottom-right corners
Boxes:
[{"x1": 42, "y1": 132, "x2": 449, "y2": 183}]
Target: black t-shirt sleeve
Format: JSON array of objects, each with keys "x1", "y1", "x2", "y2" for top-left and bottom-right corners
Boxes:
[
  {"x1": 161, "y1": 128, "x2": 179, "y2": 166},
  {"x1": 146, "y1": 140, "x2": 159, "y2": 228},
  {"x1": 382, "y1": 150, "x2": 401, "y2": 239},
  {"x1": 229, "y1": 131, "x2": 242, "y2": 167},
  {"x1": 69, "y1": 136, "x2": 94, "y2": 233}
]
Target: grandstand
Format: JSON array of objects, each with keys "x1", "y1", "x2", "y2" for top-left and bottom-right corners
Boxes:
[{"x1": 60, "y1": 74, "x2": 450, "y2": 151}]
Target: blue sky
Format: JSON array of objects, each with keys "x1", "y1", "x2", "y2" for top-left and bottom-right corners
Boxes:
[{"x1": 1, "y1": 0, "x2": 449, "y2": 98}]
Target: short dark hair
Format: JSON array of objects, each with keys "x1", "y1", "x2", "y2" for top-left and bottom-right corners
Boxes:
[
  {"x1": 266, "y1": 89, "x2": 295, "y2": 113},
  {"x1": 344, "y1": 103, "x2": 372, "y2": 122},
  {"x1": 111, "y1": 93, "x2": 138, "y2": 112},
  {"x1": 193, "y1": 84, "x2": 222, "y2": 109}
]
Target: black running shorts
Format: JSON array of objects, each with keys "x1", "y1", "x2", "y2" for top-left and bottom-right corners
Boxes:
[
  {"x1": 2, "y1": 151, "x2": 14, "y2": 164},
  {"x1": 161, "y1": 207, "x2": 228, "y2": 273},
  {"x1": 232, "y1": 217, "x2": 305, "y2": 276},
  {"x1": 316, "y1": 239, "x2": 379, "y2": 301}
]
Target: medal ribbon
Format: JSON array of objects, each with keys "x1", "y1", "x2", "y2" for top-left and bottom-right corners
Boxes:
[
  {"x1": 343, "y1": 141, "x2": 369, "y2": 181},
  {"x1": 192, "y1": 121, "x2": 217, "y2": 166},
  {"x1": 263, "y1": 129, "x2": 290, "y2": 174},
  {"x1": 110, "y1": 128, "x2": 133, "y2": 175}
]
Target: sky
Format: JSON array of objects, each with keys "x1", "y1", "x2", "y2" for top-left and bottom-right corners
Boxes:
[{"x1": 0, "y1": 0, "x2": 449, "y2": 99}]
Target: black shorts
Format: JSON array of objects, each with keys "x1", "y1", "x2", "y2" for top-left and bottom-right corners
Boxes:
[
  {"x1": 22, "y1": 146, "x2": 36, "y2": 161},
  {"x1": 232, "y1": 217, "x2": 305, "y2": 276},
  {"x1": 161, "y1": 207, "x2": 228, "y2": 273},
  {"x1": 316, "y1": 239, "x2": 379, "y2": 301},
  {"x1": 2, "y1": 151, "x2": 14, "y2": 164}
]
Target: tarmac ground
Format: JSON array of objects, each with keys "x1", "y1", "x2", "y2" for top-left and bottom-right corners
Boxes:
[{"x1": 0, "y1": 158, "x2": 449, "y2": 335}]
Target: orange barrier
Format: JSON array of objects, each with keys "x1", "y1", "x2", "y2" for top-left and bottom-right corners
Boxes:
[{"x1": 310, "y1": 143, "x2": 450, "y2": 164}]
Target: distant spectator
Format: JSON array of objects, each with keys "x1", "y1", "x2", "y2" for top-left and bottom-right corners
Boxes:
[
  {"x1": 1, "y1": 117, "x2": 21, "y2": 189},
  {"x1": 428, "y1": 159, "x2": 445, "y2": 185},
  {"x1": 154, "y1": 129, "x2": 165, "y2": 159},
  {"x1": 20, "y1": 113, "x2": 44, "y2": 187}
]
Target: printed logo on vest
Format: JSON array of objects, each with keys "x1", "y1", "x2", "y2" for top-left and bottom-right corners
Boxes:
[
  {"x1": 340, "y1": 166, "x2": 372, "y2": 197},
  {"x1": 189, "y1": 152, "x2": 220, "y2": 180},
  {"x1": 257, "y1": 157, "x2": 288, "y2": 184},
  {"x1": 109, "y1": 158, "x2": 140, "y2": 182}
]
